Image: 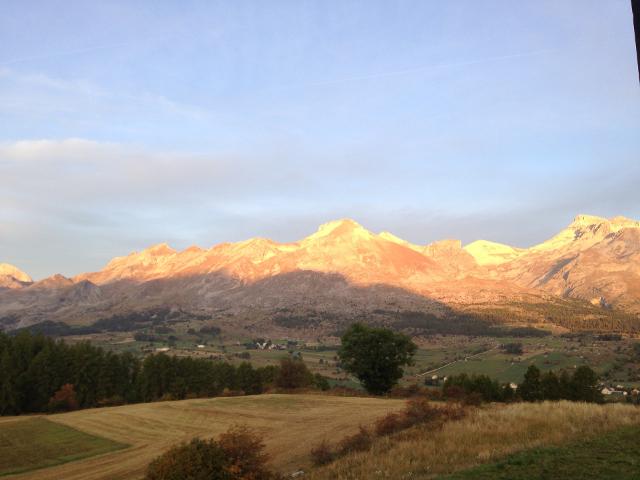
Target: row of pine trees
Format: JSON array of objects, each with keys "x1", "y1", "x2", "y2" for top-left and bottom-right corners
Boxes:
[{"x1": 0, "y1": 331, "x2": 282, "y2": 415}]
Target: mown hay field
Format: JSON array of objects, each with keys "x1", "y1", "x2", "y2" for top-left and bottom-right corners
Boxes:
[
  {"x1": 0, "y1": 394, "x2": 404, "y2": 480},
  {"x1": 0, "y1": 418, "x2": 126, "y2": 476},
  {"x1": 308, "y1": 401, "x2": 640, "y2": 479}
]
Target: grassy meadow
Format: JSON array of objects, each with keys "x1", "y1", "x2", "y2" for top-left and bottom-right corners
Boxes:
[
  {"x1": 442, "y1": 425, "x2": 640, "y2": 480},
  {"x1": 1, "y1": 394, "x2": 404, "y2": 480},
  {"x1": 307, "y1": 401, "x2": 640, "y2": 480}
]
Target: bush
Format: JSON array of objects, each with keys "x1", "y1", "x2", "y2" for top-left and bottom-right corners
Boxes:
[
  {"x1": 337, "y1": 426, "x2": 372, "y2": 455},
  {"x1": 146, "y1": 438, "x2": 228, "y2": 480},
  {"x1": 374, "y1": 412, "x2": 408, "y2": 436},
  {"x1": 404, "y1": 397, "x2": 439, "y2": 423},
  {"x1": 218, "y1": 426, "x2": 275, "y2": 479},
  {"x1": 502, "y1": 342, "x2": 523, "y2": 355},
  {"x1": 376, "y1": 399, "x2": 465, "y2": 436},
  {"x1": 312, "y1": 373, "x2": 331, "y2": 391},
  {"x1": 48, "y1": 384, "x2": 79, "y2": 412},
  {"x1": 310, "y1": 440, "x2": 335, "y2": 466},
  {"x1": 389, "y1": 383, "x2": 427, "y2": 398},
  {"x1": 146, "y1": 426, "x2": 276, "y2": 480}
]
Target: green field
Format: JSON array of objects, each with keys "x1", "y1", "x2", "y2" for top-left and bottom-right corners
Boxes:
[
  {"x1": 441, "y1": 425, "x2": 640, "y2": 480},
  {"x1": 75, "y1": 329, "x2": 640, "y2": 388},
  {"x1": 405, "y1": 335, "x2": 639, "y2": 386},
  {"x1": 0, "y1": 418, "x2": 127, "y2": 477}
]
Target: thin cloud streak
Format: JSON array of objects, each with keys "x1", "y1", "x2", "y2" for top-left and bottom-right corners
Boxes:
[
  {"x1": 0, "y1": 30, "x2": 191, "y2": 67},
  {"x1": 290, "y1": 49, "x2": 552, "y2": 89}
]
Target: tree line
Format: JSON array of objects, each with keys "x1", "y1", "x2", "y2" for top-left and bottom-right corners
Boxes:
[
  {"x1": 443, "y1": 365, "x2": 603, "y2": 404},
  {"x1": 0, "y1": 331, "x2": 326, "y2": 416}
]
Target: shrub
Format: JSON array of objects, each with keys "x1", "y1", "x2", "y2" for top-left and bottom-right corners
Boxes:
[
  {"x1": 146, "y1": 438, "x2": 228, "y2": 480},
  {"x1": 502, "y1": 342, "x2": 523, "y2": 355},
  {"x1": 313, "y1": 373, "x2": 331, "y2": 391},
  {"x1": 218, "y1": 426, "x2": 275, "y2": 479},
  {"x1": 376, "y1": 399, "x2": 465, "y2": 436},
  {"x1": 337, "y1": 426, "x2": 373, "y2": 455},
  {"x1": 389, "y1": 383, "x2": 426, "y2": 398},
  {"x1": 310, "y1": 440, "x2": 335, "y2": 466},
  {"x1": 374, "y1": 412, "x2": 408, "y2": 436},
  {"x1": 462, "y1": 391, "x2": 483, "y2": 406},
  {"x1": 439, "y1": 403, "x2": 466, "y2": 422},
  {"x1": 442, "y1": 383, "x2": 462, "y2": 397},
  {"x1": 146, "y1": 426, "x2": 276, "y2": 480},
  {"x1": 48, "y1": 384, "x2": 79, "y2": 412},
  {"x1": 404, "y1": 397, "x2": 439, "y2": 423}
]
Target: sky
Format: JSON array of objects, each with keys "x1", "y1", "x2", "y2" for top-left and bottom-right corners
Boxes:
[{"x1": 1, "y1": 0, "x2": 639, "y2": 279}]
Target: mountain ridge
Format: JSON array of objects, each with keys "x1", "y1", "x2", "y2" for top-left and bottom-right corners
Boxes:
[{"x1": 1, "y1": 214, "x2": 639, "y2": 330}]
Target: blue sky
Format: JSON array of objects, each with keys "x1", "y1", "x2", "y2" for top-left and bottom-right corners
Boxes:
[{"x1": 1, "y1": 0, "x2": 639, "y2": 279}]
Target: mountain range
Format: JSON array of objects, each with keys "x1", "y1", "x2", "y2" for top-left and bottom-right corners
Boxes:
[{"x1": 1, "y1": 214, "x2": 639, "y2": 333}]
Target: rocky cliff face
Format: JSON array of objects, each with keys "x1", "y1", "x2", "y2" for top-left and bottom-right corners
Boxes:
[
  {"x1": 490, "y1": 215, "x2": 640, "y2": 311},
  {"x1": 1, "y1": 214, "x2": 638, "y2": 329},
  {"x1": 0, "y1": 263, "x2": 32, "y2": 290}
]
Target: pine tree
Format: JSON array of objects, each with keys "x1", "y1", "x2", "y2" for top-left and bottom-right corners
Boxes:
[{"x1": 519, "y1": 365, "x2": 543, "y2": 401}]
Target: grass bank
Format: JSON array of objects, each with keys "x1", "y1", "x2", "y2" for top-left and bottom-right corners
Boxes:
[{"x1": 308, "y1": 401, "x2": 640, "y2": 479}]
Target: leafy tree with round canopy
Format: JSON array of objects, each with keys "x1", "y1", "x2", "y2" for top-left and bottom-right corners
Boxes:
[{"x1": 338, "y1": 323, "x2": 416, "y2": 395}]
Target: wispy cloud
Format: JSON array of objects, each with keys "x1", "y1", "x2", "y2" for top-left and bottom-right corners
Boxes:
[
  {"x1": 0, "y1": 67, "x2": 210, "y2": 121},
  {"x1": 288, "y1": 49, "x2": 551, "y2": 89}
]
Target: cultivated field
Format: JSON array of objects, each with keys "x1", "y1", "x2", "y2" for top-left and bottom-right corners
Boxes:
[
  {"x1": 1, "y1": 394, "x2": 404, "y2": 480},
  {"x1": 308, "y1": 401, "x2": 640, "y2": 479},
  {"x1": 0, "y1": 418, "x2": 126, "y2": 476},
  {"x1": 82, "y1": 330, "x2": 640, "y2": 388}
]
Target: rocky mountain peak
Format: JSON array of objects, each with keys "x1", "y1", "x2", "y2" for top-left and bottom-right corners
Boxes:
[
  {"x1": 0, "y1": 263, "x2": 32, "y2": 283},
  {"x1": 304, "y1": 219, "x2": 373, "y2": 243}
]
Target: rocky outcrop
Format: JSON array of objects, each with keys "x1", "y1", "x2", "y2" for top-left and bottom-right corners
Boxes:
[{"x1": 1, "y1": 214, "x2": 639, "y2": 328}]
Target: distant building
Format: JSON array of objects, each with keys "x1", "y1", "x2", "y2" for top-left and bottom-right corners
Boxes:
[{"x1": 155, "y1": 347, "x2": 170, "y2": 352}]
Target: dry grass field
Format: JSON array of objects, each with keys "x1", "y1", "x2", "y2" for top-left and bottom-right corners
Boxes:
[
  {"x1": 1, "y1": 394, "x2": 404, "y2": 480},
  {"x1": 308, "y1": 401, "x2": 640, "y2": 480}
]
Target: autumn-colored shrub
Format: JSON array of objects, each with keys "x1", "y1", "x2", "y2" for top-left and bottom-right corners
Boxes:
[
  {"x1": 218, "y1": 426, "x2": 275, "y2": 479},
  {"x1": 374, "y1": 412, "x2": 409, "y2": 436},
  {"x1": 388, "y1": 383, "x2": 427, "y2": 398},
  {"x1": 375, "y1": 399, "x2": 466, "y2": 436},
  {"x1": 462, "y1": 391, "x2": 483, "y2": 406},
  {"x1": 440, "y1": 403, "x2": 467, "y2": 422},
  {"x1": 443, "y1": 384, "x2": 465, "y2": 400},
  {"x1": 145, "y1": 426, "x2": 277, "y2": 480},
  {"x1": 404, "y1": 397, "x2": 439, "y2": 424},
  {"x1": 311, "y1": 400, "x2": 467, "y2": 468},
  {"x1": 337, "y1": 426, "x2": 373, "y2": 455},
  {"x1": 146, "y1": 438, "x2": 228, "y2": 480},
  {"x1": 48, "y1": 383, "x2": 79, "y2": 412},
  {"x1": 310, "y1": 440, "x2": 335, "y2": 466}
]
